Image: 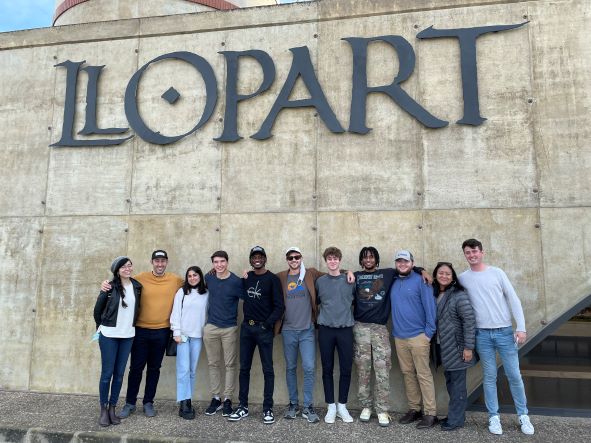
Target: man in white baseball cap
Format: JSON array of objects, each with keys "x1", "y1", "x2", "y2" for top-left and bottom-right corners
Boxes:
[
  {"x1": 274, "y1": 247, "x2": 323, "y2": 423},
  {"x1": 390, "y1": 250, "x2": 438, "y2": 429}
]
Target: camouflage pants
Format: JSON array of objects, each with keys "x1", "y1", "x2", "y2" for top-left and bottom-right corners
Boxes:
[{"x1": 353, "y1": 322, "x2": 392, "y2": 413}]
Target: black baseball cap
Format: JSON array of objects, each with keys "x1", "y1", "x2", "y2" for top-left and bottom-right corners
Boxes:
[
  {"x1": 249, "y1": 246, "x2": 266, "y2": 258},
  {"x1": 151, "y1": 249, "x2": 168, "y2": 260}
]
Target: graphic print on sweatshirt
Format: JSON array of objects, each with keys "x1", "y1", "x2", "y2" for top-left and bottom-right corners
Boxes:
[
  {"x1": 247, "y1": 280, "x2": 262, "y2": 299},
  {"x1": 357, "y1": 272, "x2": 386, "y2": 301},
  {"x1": 287, "y1": 277, "x2": 306, "y2": 300}
]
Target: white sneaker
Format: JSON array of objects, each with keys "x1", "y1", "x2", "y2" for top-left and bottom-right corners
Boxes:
[
  {"x1": 519, "y1": 415, "x2": 535, "y2": 435},
  {"x1": 488, "y1": 415, "x2": 503, "y2": 435},
  {"x1": 336, "y1": 403, "x2": 354, "y2": 423},
  {"x1": 359, "y1": 408, "x2": 372, "y2": 422},
  {"x1": 324, "y1": 403, "x2": 336, "y2": 424},
  {"x1": 378, "y1": 412, "x2": 391, "y2": 427}
]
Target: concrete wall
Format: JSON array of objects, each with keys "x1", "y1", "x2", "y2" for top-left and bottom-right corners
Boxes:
[{"x1": 0, "y1": 0, "x2": 589, "y2": 413}]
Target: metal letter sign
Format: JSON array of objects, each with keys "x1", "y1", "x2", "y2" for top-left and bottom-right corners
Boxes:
[
  {"x1": 51, "y1": 23, "x2": 527, "y2": 147},
  {"x1": 50, "y1": 60, "x2": 132, "y2": 146},
  {"x1": 416, "y1": 22, "x2": 528, "y2": 125},
  {"x1": 252, "y1": 46, "x2": 345, "y2": 140},
  {"x1": 343, "y1": 35, "x2": 448, "y2": 133},
  {"x1": 215, "y1": 49, "x2": 276, "y2": 142},
  {"x1": 124, "y1": 51, "x2": 217, "y2": 145}
]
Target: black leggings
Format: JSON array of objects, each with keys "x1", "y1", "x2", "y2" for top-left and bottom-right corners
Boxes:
[{"x1": 318, "y1": 325, "x2": 353, "y2": 404}]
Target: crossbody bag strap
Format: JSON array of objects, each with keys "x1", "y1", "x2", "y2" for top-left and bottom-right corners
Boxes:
[{"x1": 179, "y1": 292, "x2": 186, "y2": 333}]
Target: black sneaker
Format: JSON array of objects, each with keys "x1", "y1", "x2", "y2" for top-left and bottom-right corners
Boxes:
[
  {"x1": 205, "y1": 398, "x2": 222, "y2": 415},
  {"x1": 228, "y1": 405, "x2": 249, "y2": 421},
  {"x1": 222, "y1": 399, "x2": 233, "y2": 417},
  {"x1": 263, "y1": 409, "x2": 275, "y2": 425}
]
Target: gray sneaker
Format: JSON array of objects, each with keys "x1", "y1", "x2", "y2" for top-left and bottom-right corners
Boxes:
[
  {"x1": 284, "y1": 403, "x2": 299, "y2": 419},
  {"x1": 302, "y1": 405, "x2": 320, "y2": 423},
  {"x1": 118, "y1": 403, "x2": 136, "y2": 418},
  {"x1": 143, "y1": 402, "x2": 156, "y2": 417}
]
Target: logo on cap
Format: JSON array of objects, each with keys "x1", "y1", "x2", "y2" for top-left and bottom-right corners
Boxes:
[
  {"x1": 249, "y1": 246, "x2": 266, "y2": 257},
  {"x1": 152, "y1": 249, "x2": 168, "y2": 260},
  {"x1": 394, "y1": 250, "x2": 413, "y2": 261}
]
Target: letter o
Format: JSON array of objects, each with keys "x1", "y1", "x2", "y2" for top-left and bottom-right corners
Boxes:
[{"x1": 124, "y1": 51, "x2": 217, "y2": 145}]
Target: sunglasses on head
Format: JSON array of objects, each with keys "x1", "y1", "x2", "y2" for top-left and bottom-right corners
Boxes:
[
  {"x1": 287, "y1": 255, "x2": 302, "y2": 261},
  {"x1": 437, "y1": 261, "x2": 453, "y2": 267}
]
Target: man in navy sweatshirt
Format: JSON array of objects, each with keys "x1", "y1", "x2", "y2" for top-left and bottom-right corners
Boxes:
[
  {"x1": 228, "y1": 246, "x2": 284, "y2": 425},
  {"x1": 203, "y1": 251, "x2": 244, "y2": 417},
  {"x1": 390, "y1": 250, "x2": 437, "y2": 429}
]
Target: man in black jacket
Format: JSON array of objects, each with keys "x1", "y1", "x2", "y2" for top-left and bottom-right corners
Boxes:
[{"x1": 228, "y1": 246, "x2": 284, "y2": 425}]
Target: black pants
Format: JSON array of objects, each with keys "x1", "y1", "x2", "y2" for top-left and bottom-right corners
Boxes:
[
  {"x1": 318, "y1": 325, "x2": 353, "y2": 404},
  {"x1": 238, "y1": 322, "x2": 275, "y2": 410},
  {"x1": 125, "y1": 327, "x2": 169, "y2": 405},
  {"x1": 444, "y1": 369, "x2": 467, "y2": 426}
]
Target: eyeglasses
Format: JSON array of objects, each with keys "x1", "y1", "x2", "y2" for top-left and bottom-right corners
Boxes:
[
  {"x1": 287, "y1": 255, "x2": 302, "y2": 261},
  {"x1": 120, "y1": 264, "x2": 133, "y2": 269}
]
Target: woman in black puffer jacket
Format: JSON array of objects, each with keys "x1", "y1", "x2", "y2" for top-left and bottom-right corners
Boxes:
[{"x1": 432, "y1": 262, "x2": 476, "y2": 431}]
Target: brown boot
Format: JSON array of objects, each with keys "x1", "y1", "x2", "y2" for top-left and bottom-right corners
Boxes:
[
  {"x1": 99, "y1": 404, "x2": 110, "y2": 427},
  {"x1": 109, "y1": 405, "x2": 121, "y2": 425},
  {"x1": 416, "y1": 415, "x2": 439, "y2": 429},
  {"x1": 399, "y1": 409, "x2": 423, "y2": 424}
]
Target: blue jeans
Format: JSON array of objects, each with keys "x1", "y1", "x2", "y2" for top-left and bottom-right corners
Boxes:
[
  {"x1": 98, "y1": 334, "x2": 134, "y2": 405},
  {"x1": 176, "y1": 337, "x2": 203, "y2": 401},
  {"x1": 282, "y1": 326, "x2": 316, "y2": 407},
  {"x1": 476, "y1": 327, "x2": 528, "y2": 417}
]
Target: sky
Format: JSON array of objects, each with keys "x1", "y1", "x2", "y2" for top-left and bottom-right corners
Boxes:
[
  {"x1": 0, "y1": 0, "x2": 308, "y2": 33},
  {"x1": 0, "y1": 0, "x2": 54, "y2": 32}
]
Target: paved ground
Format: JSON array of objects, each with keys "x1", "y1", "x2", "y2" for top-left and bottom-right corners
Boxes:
[{"x1": 0, "y1": 391, "x2": 589, "y2": 442}]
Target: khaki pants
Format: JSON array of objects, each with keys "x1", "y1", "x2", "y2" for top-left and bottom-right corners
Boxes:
[
  {"x1": 203, "y1": 323, "x2": 238, "y2": 399},
  {"x1": 394, "y1": 334, "x2": 437, "y2": 416}
]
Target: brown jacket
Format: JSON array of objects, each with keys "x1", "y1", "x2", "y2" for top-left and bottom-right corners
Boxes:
[{"x1": 274, "y1": 267, "x2": 324, "y2": 335}]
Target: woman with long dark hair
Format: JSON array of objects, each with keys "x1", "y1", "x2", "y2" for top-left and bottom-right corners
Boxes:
[
  {"x1": 170, "y1": 266, "x2": 209, "y2": 419},
  {"x1": 432, "y1": 261, "x2": 476, "y2": 431},
  {"x1": 93, "y1": 256, "x2": 142, "y2": 427}
]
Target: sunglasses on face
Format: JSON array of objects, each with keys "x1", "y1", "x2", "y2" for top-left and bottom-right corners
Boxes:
[{"x1": 287, "y1": 255, "x2": 302, "y2": 261}]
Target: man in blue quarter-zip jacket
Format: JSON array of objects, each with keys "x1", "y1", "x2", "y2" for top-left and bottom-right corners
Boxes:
[{"x1": 390, "y1": 250, "x2": 437, "y2": 429}]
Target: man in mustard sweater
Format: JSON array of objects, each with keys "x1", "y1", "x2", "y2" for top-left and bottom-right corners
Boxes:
[{"x1": 102, "y1": 250, "x2": 183, "y2": 418}]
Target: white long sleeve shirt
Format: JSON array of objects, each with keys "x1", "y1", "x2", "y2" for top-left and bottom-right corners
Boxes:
[
  {"x1": 170, "y1": 288, "x2": 208, "y2": 338},
  {"x1": 99, "y1": 281, "x2": 135, "y2": 338},
  {"x1": 459, "y1": 266, "x2": 526, "y2": 332}
]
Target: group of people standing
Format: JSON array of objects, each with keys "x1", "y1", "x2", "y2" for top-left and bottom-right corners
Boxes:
[{"x1": 93, "y1": 238, "x2": 534, "y2": 436}]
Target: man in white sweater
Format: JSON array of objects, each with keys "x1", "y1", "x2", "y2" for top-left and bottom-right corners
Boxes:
[{"x1": 459, "y1": 238, "x2": 534, "y2": 436}]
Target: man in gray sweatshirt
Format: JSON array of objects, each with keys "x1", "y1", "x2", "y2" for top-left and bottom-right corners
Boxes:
[
  {"x1": 459, "y1": 238, "x2": 534, "y2": 436},
  {"x1": 315, "y1": 247, "x2": 355, "y2": 424}
]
